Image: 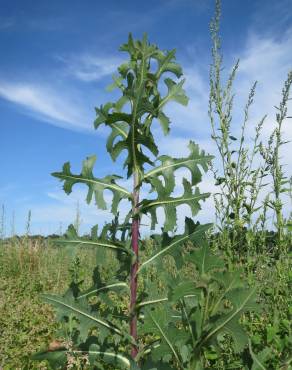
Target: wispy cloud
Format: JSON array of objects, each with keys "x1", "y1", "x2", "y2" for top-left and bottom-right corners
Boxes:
[
  {"x1": 0, "y1": 81, "x2": 92, "y2": 130},
  {"x1": 232, "y1": 29, "x2": 292, "y2": 180},
  {"x1": 58, "y1": 54, "x2": 125, "y2": 82}
]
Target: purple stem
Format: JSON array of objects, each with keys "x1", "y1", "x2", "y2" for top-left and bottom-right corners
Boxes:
[{"x1": 130, "y1": 171, "x2": 140, "y2": 359}]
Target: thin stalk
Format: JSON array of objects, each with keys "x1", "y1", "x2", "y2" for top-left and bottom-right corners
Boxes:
[{"x1": 130, "y1": 170, "x2": 140, "y2": 359}]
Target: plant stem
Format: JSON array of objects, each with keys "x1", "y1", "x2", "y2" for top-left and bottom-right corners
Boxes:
[{"x1": 130, "y1": 170, "x2": 140, "y2": 359}]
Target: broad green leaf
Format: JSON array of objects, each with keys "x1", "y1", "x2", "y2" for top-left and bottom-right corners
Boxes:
[
  {"x1": 141, "y1": 306, "x2": 186, "y2": 368},
  {"x1": 138, "y1": 218, "x2": 211, "y2": 272},
  {"x1": 157, "y1": 111, "x2": 171, "y2": 135},
  {"x1": 159, "y1": 78, "x2": 189, "y2": 108},
  {"x1": 155, "y1": 49, "x2": 182, "y2": 79},
  {"x1": 249, "y1": 340, "x2": 268, "y2": 370},
  {"x1": 77, "y1": 281, "x2": 129, "y2": 300},
  {"x1": 106, "y1": 121, "x2": 128, "y2": 159},
  {"x1": 200, "y1": 286, "x2": 259, "y2": 351},
  {"x1": 88, "y1": 345, "x2": 140, "y2": 369},
  {"x1": 32, "y1": 349, "x2": 66, "y2": 369},
  {"x1": 211, "y1": 270, "x2": 245, "y2": 314},
  {"x1": 41, "y1": 291, "x2": 123, "y2": 342},
  {"x1": 141, "y1": 358, "x2": 176, "y2": 370},
  {"x1": 169, "y1": 281, "x2": 201, "y2": 302},
  {"x1": 185, "y1": 241, "x2": 224, "y2": 275},
  {"x1": 32, "y1": 347, "x2": 139, "y2": 370}
]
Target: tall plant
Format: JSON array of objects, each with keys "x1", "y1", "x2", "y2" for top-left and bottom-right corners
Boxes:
[
  {"x1": 209, "y1": 0, "x2": 292, "y2": 259},
  {"x1": 260, "y1": 71, "x2": 292, "y2": 250},
  {"x1": 33, "y1": 34, "x2": 258, "y2": 369}
]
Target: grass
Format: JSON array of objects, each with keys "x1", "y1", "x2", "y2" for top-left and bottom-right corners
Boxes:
[{"x1": 0, "y1": 237, "x2": 97, "y2": 369}]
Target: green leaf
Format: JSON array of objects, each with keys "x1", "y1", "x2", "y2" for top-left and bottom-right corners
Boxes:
[
  {"x1": 141, "y1": 358, "x2": 176, "y2": 370},
  {"x1": 249, "y1": 340, "x2": 268, "y2": 370},
  {"x1": 157, "y1": 111, "x2": 171, "y2": 135},
  {"x1": 41, "y1": 290, "x2": 123, "y2": 342},
  {"x1": 106, "y1": 122, "x2": 128, "y2": 159},
  {"x1": 169, "y1": 281, "x2": 201, "y2": 302},
  {"x1": 31, "y1": 349, "x2": 67, "y2": 369},
  {"x1": 141, "y1": 305, "x2": 186, "y2": 368},
  {"x1": 56, "y1": 224, "x2": 130, "y2": 256},
  {"x1": 138, "y1": 218, "x2": 211, "y2": 272},
  {"x1": 106, "y1": 75, "x2": 125, "y2": 92},
  {"x1": 211, "y1": 270, "x2": 245, "y2": 314},
  {"x1": 160, "y1": 78, "x2": 189, "y2": 107},
  {"x1": 52, "y1": 156, "x2": 131, "y2": 214},
  {"x1": 201, "y1": 286, "x2": 260, "y2": 352},
  {"x1": 32, "y1": 347, "x2": 139, "y2": 370},
  {"x1": 88, "y1": 345, "x2": 140, "y2": 369},
  {"x1": 140, "y1": 179, "x2": 210, "y2": 232},
  {"x1": 185, "y1": 241, "x2": 225, "y2": 275},
  {"x1": 155, "y1": 49, "x2": 183, "y2": 79},
  {"x1": 77, "y1": 281, "x2": 129, "y2": 300},
  {"x1": 143, "y1": 141, "x2": 213, "y2": 195}
]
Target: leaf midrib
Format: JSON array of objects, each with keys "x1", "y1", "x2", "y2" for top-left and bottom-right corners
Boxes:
[
  {"x1": 43, "y1": 295, "x2": 122, "y2": 335},
  {"x1": 142, "y1": 193, "x2": 209, "y2": 208},
  {"x1": 57, "y1": 239, "x2": 129, "y2": 254},
  {"x1": 144, "y1": 157, "x2": 213, "y2": 179},
  {"x1": 200, "y1": 287, "x2": 256, "y2": 346},
  {"x1": 55, "y1": 174, "x2": 131, "y2": 196},
  {"x1": 139, "y1": 226, "x2": 208, "y2": 272}
]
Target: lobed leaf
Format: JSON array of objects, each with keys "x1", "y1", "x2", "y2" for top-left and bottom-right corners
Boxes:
[
  {"x1": 143, "y1": 141, "x2": 213, "y2": 195},
  {"x1": 52, "y1": 156, "x2": 131, "y2": 215},
  {"x1": 140, "y1": 179, "x2": 210, "y2": 232}
]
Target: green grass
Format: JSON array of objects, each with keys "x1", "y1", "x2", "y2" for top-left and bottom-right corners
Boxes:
[{"x1": 0, "y1": 237, "x2": 97, "y2": 370}]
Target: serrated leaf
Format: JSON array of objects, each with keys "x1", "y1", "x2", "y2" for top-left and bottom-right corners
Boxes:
[
  {"x1": 157, "y1": 111, "x2": 171, "y2": 135},
  {"x1": 249, "y1": 340, "x2": 268, "y2": 370}
]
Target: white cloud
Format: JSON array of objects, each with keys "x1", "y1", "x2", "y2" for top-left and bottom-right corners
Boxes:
[
  {"x1": 0, "y1": 81, "x2": 92, "y2": 130},
  {"x1": 234, "y1": 29, "x2": 292, "y2": 170},
  {"x1": 58, "y1": 54, "x2": 125, "y2": 82}
]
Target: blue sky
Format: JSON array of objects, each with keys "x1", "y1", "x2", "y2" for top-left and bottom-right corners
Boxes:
[{"x1": 0, "y1": 0, "x2": 291, "y2": 235}]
